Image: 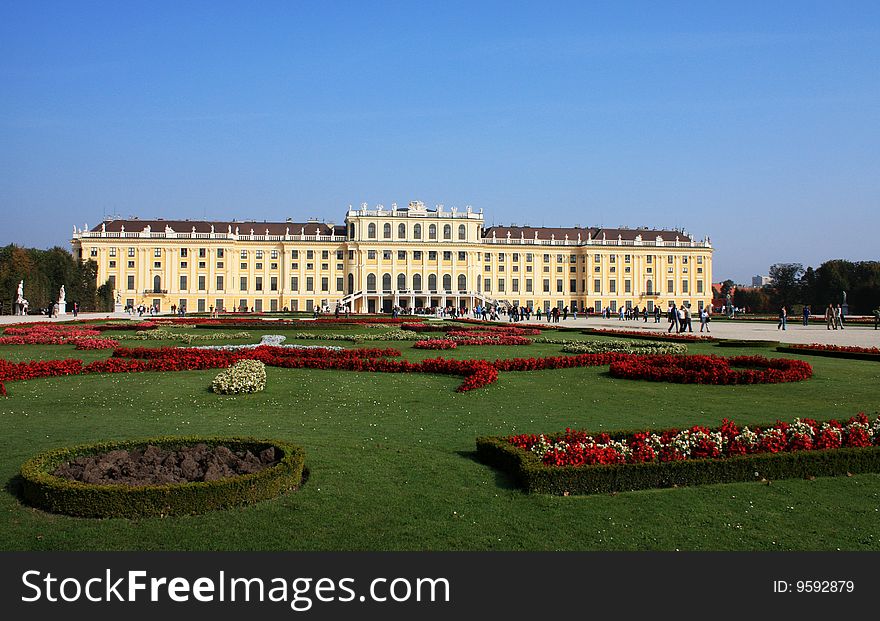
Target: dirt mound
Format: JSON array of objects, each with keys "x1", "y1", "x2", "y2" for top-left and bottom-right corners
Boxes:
[{"x1": 53, "y1": 443, "x2": 280, "y2": 486}]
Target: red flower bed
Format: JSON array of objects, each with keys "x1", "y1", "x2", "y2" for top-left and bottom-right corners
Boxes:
[
  {"x1": 506, "y1": 413, "x2": 879, "y2": 467},
  {"x1": 609, "y1": 355, "x2": 812, "y2": 384},
  {"x1": 92, "y1": 322, "x2": 157, "y2": 332},
  {"x1": 72, "y1": 338, "x2": 120, "y2": 350},
  {"x1": 414, "y1": 339, "x2": 457, "y2": 349},
  {"x1": 401, "y1": 323, "x2": 450, "y2": 332},
  {"x1": 0, "y1": 324, "x2": 105, "y2": 346},
  {"x1": 585, "y1": 328, "x2": 713, "y2": 342},
  {"x1": 788, "y1": 344, "x2": 880, "y2": 355}
]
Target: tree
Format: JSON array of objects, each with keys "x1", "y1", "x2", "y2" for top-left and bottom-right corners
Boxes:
[
  {"x1": 768, "y1": 263, "x2": 804, "y2": 308},
  {"x1": 719, "y1": 279, "x2": 735, "y2": 299},
  {"x1": 734, "y1": 287, "x2": 772, "y2": 313}
]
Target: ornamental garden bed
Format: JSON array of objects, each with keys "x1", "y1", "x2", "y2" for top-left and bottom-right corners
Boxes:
[
  {"x1": 477, "y1": 414, "x2": 880, "y2": 495},
  {"x1": 776, "y1": 344, "x2": 880, "y2": 362},
  {"x1": 609, "y1": 354, "x2": 812, "y2": 384},
  {"x1": 19, "y1": 437, "x2": 305, "y2": 518},
  {"x1": 581, "y1": 328, "x2": 716, "y2": 342},
  {"x1": 715, "y1": 339, "x2": 781, "y2": 348}
]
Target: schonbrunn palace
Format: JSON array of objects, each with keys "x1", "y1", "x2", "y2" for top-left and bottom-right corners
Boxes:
[{"x1": 71, "y1": 201, "x2": 713, "y2": 314}]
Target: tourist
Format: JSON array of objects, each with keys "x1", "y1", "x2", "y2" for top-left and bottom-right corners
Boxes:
[
  {"x1": 72, "y1": 301, "x2": 78, "y2": 317},
  {"x1": 835, "y1": 304, "x2": 845, "y2": 330},
  {"x1": 535, "y1": 307, "x2": 542, "y2": 321},
  {"x1": 654, "y1": 306, "x2": 661, "y2": 323},
  {"x1": 802, "y1": 305, "x2": 810, "y2": 326},
  {"x1": 682, "y1": 305, "x2": 693, "y2": 332},
  {"x1": 562, "y1": 306, "x2": 569, "y2": 320},
  {"x1": 700, "y1": 308, "x2": 710, "y2": 332},
  {"x1": 777, "y1": 306, "x2": 787, "y2": 330},
  {"x1": 825, "y1": 304, "x2": 834, "y2": 330},
  {"x1": 667, "y1": 304, "x2": 678, "y2": 333}
]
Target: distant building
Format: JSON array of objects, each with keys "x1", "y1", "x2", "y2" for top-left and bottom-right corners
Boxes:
[
  {"x1": 752, "y1": 275, "x2": 772, "y2": 287},
  {"x1": 72, "y1": 201, "x2": 714, "y2": 314}
]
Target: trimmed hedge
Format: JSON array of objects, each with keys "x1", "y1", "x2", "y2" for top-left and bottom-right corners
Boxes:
[
  {"x1": 776, "y1": 346, "x2": 880, "y2": 362},
  {"x1": 20, "y1": 436, "x2": 305, "y2": 518},
  {"x1": 580, "y1": 328, "x2": 717, "y2": 343},
  {"x1": 476, "y1": 436, "x2": 880, "y2": 495},
  {"x1": 716, "y1": 340, "x2": 781, "y2": 348}
]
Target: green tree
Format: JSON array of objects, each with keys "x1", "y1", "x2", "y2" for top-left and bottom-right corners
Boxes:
[{"x1": 768, "y1": 263, "x2": 804, "y2": 308}]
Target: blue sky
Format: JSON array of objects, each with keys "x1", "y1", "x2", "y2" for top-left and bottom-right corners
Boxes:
[{"x1": 1, "y1": 1, "x2": 878, "y2": 282}]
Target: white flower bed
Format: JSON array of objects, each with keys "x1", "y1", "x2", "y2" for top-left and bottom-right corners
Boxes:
[
  {"x1": 192, "y1": 335, "x2": 342, "y2": 351},
  {"x1": 291, "y1": 329, "x2": 419, "y2": 343},
  {"x1": 125, "y1": 329, "x2": 251, "y2": 344},
  {"x1": 211, "y1": 360, "x2": 267, "y2": 394},
  {"x1": 553, "y1": 339, "x2": 688, "y2": 355}
]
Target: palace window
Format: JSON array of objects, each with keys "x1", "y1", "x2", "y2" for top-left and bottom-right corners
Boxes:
[
  {"x1": 429, "y1": 251, "x2": 437, "y2": 260},
  {"x1": 198, "y1": 276, "x2": 206, "y2": 291},
  {"x1": 256, "y1": 250, "x2": 263, "y2": 260},
  {"x1": 180, "y1": 276, "x2": 188, "y2": 290},
  {"x1": 443, "y1": 251, "x2": 451, "y2": 260},
  {"x1": 291, "y1": 276, "x2": 299, "y2": 291},
  {"x1": 128, "y1": 261, "x2": 135, "y2": 268},
  {"x1": 216, "y1": 276, "x2": 224, "y2": 291},
  {"x1": 109, "y1": 260, "x2": 116, "y2": 268},
  {"x1": 526, "y1": 278, "x2": 533, "y2": 292},
  {"x1": 217, "y1": 249, "x2": 224, "y2": 258},
  {"x1": 154, "y1": 248, "x2": 161, "y2": 257},
  {"x1": 109, "y1": 247, "x2": 117, "y2": 257},
  {"x1": 570, "y1": 279, "x2": 577, "y2": 293},
  {"x1": 543, "y1": 279, "x2": 550, "y2": 293},
  {"x1": 429, "y1": 224, "x2": 437, "y2": 239},
  {"x1": 443, "y1": 224, "x2": 451, "y2": 240},
  {"x1": 271, "y1": 276, "x2": 278, "y2": 291},
  {"x1": 306, "y1": 277, "x2": 314, "y2": 292},
  {"x1": 383, "y1": 223, "x2": 391, "y2": 239},
  {"x1": 255, "y1": 277, "x2": 263, "y2": 291},
  {"x1": 199, "y1": 248, "x2": 206, "y2": 258},
  {"x1": 383, "y1": 250, "x2": 392, "y2": 260},
  {"x1": 398, "y1": 223, "x2": 406, "y2": 239},
  {"x1": 321, "y1": 277, "x2": 328, "y2": 292},
  {"x1": 291, "y1": 250, "x2": 299, "y2": 259},
  {"x1": 413, "y1": 224, "x2": 422, "y2": 239},
  {"x1": 413, "y1": 251, "x2": 422, "y2": 260},
  {"x1": 398, "y1": 250, "x2": 406, "y2": 260},
  {"x1": 458, "y1": 224, "x2": 466, "y2": 240},
  {"x1": 368, "y1": 223, "x2": 377, "y2": 239},
  {"x1": 557, "y1": 279, "x2": 563, "y2": 293},
  {"x1": 368, "y1": 250, "x2": 376, "y2": 260},
  {"x1": 609, "y1": 280, "x2": 616, "y2": 293},
  {"x1": 128, "y1": 247, "x2": 135, "y2": 257},
  {"x1": 458, "y1": 251, "x2": 466, "y2": 261}
]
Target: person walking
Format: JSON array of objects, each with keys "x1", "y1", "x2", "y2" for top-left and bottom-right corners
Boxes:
[
  {"x1": 835, "y1": 304, "x2": 845, "y2": 330},
  {"x1": 802, "y1": 305, "x2": 810, "y2": 326},
  {"x1": 700, "y1": 307, "x2": 711, "y2": 333},
  {"x1": 654, "y1": 306, "x2": 661, "y2": 323},
  {"x1": 777, "y1": 306, "x2": 787, "y2": 330},
  {"x1": 683, "y1": 305, "x2": 693, "y2": 332},
  {"x1": 825, "y1": 304, "x2": 834, "y2": 330},
  {"x1": 667, "y1": 304, "x2": 678, "y2": 333}
]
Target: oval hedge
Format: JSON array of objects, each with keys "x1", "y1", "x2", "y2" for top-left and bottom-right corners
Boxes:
[{"x1": 20, "y1": 436, "x2": 305, "y2": 518}]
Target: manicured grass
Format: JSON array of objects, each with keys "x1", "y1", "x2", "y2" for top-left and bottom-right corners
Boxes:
[{"x1": 0, "y1": 323, "x2": 878, "y2": 551}]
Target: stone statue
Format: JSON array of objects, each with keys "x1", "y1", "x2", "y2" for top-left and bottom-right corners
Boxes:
[
  {"x1": 115, "y1": 290, "x2": 122, "y2": 304},
  {"x1": 17, "y1": 280, "x2": 23, "y2": 300},
  {"x1": 58, "y1": 285, "x2": 65, "y2": 303},
  {"x1": 842, "y1": 290, "x2": 847, "y2": 304}
]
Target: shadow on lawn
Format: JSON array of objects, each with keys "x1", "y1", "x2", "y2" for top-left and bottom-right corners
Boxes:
[
  {"x1": 456, "y1": 450, "x2": 520, "y2": 492},
  {"x1": 5, "y1": 474, "x2": 24, "y2": 502}
]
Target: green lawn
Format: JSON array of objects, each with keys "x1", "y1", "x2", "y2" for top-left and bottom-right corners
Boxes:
[{"x1": 1, "y1": 325, "x2": 878, "y2": 551}]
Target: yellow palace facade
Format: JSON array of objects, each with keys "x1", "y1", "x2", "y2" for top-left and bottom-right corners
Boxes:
[{"x1": 71, "y1": 201, "x2": 713, "y2": 314}]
